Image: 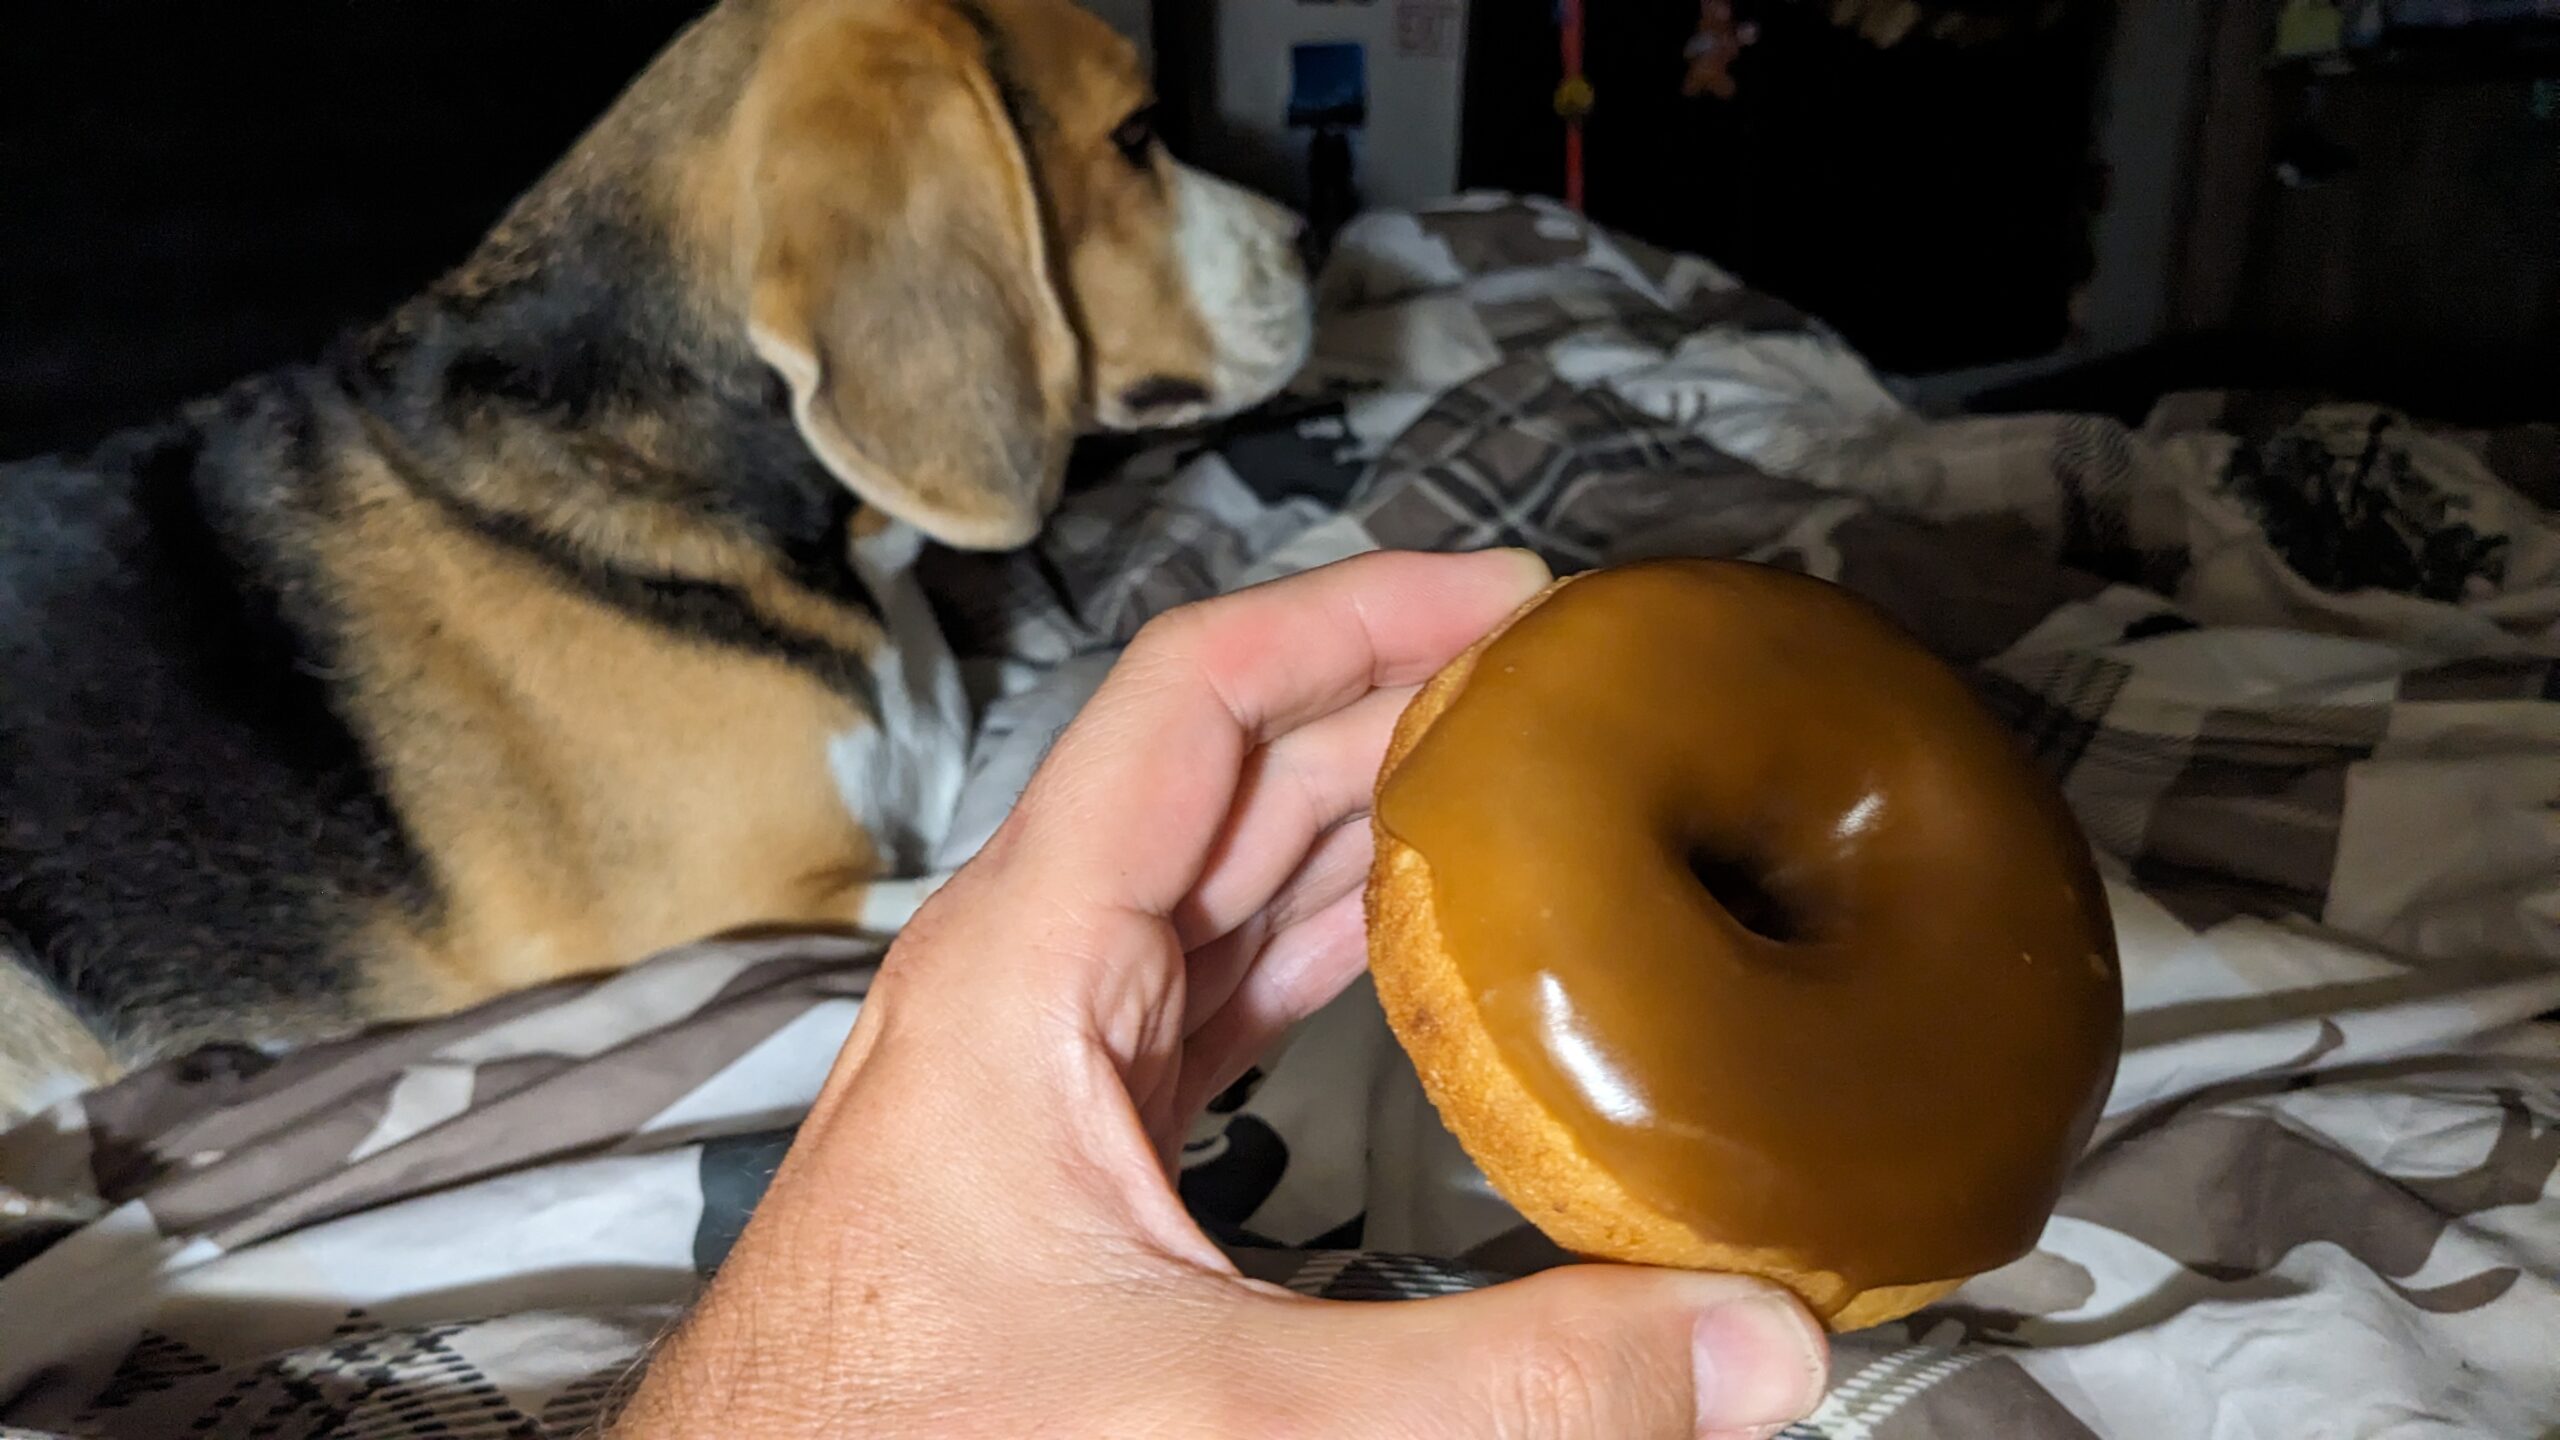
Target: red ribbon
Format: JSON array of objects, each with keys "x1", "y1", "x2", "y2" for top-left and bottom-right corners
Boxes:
[{"x1": 1560, "y1": 0, "x2": 1585, "y2": 211}]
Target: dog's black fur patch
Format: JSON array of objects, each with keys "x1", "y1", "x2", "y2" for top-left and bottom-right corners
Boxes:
[
  {"x1": 1, "y1": 385, "x2": 428, "y2": 1049},
  {"x1": 2, "y1": 201, "x2": 884, "y2": 1063}
]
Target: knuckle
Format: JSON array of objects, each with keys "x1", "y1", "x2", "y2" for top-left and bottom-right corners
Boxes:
[
  {"x1": 1122, "y1": 602, "x2": 1261, "y2": 729},
  {"x1": 1129, "y1": 604, "x2": 1206, "y2": 660}
]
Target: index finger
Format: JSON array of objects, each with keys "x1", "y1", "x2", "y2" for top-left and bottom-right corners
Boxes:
[{"x1": 1008, "y1": 548, "x2": 1552, "y2": 920}]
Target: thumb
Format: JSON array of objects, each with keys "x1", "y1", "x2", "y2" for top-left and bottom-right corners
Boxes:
[{"x1": 1297, "y1": 1265, "x2": 1828, "y2": 1440}]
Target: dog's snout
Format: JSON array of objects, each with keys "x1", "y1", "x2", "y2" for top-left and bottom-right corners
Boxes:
[
  {"x1": 1293, "y1": 221, "x2": 1328, "y2": 279},
  {"x1": 1158, "y1": 163, "x2": 1315, "y2": 424}
]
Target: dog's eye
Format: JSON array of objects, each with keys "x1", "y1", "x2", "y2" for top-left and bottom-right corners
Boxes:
[{"x1": 1110, "y1": 106, "x2": 1158, "y2": 167}]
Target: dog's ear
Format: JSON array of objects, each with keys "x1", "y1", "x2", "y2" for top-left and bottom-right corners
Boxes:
[{"x1": 738, "y1": 5, "x2": 1079, "y2": 551}]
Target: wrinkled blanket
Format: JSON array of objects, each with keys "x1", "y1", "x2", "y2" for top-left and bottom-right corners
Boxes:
[{"x1": 4, "y1": 194, "x2": 2556, "y2": 1440}]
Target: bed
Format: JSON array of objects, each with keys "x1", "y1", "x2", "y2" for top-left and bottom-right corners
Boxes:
[{"x1": 3, "y1": 194, "x2": 2555, "y2": 1439}]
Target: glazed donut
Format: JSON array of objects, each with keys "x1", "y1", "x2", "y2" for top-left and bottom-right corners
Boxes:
[{"x1": 1365, "y1": 558, "x2": 2121, "y2": 1332}]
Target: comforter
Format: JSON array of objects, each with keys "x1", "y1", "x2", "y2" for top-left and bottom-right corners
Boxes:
[{"x1": 4, "y1": 194, "x2": 2555, "y2": 1439}]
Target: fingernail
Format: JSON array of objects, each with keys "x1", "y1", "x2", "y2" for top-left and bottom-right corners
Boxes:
[
  {"x1": 1692, "y1": 1291, "x2": 1827, "y2": 1437},
  {"x1": 1491, "y1": 546, "x2": 1553, "y2": 590}
]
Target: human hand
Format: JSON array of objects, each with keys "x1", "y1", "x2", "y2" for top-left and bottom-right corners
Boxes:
[{"x1": 613, "y1": 550, "x2": 1829, "y2": 1439}]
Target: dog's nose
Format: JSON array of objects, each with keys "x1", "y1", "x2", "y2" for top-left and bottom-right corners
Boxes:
[{"x1": 1294, "y1": 218, "x2": 1330, "y2": 277}]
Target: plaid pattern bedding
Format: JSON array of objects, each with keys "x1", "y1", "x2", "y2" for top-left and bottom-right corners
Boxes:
[{"x1": 3, "y1": 195, "x2": 2555, "y2": 1439}]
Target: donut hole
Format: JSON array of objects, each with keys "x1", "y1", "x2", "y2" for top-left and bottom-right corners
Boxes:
[{"x1": 1685, "y1": 849, "x2": 1799, "y2": 943}]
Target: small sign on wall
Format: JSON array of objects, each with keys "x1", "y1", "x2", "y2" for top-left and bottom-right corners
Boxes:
[{"x1": 1395, "y1": 0, "x2": 1462, "y2": 57}]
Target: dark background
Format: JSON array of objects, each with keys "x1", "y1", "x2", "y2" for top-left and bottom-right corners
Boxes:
[
  {"x1": 1, "y1": 1, "x2": 709, "y2": 459},
  {"x1": 1461, "y1": 3, "x2": 2113, "y2": 377},
  {"x1": 5, "y1": 1, "x2": 2555, "y2": 463},
  {"x1": 1460, "y1": 3, "x2": 2560, "y2": 424}
]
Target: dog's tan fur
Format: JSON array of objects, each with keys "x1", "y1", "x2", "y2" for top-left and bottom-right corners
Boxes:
[{"x1": 315, "y1": 477, "x2": 889, "y2": 1018}]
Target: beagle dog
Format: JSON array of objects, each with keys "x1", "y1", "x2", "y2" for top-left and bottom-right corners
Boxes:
[{"x1": 0, "y1": 0, "x2": 1310, "y2": 1117}]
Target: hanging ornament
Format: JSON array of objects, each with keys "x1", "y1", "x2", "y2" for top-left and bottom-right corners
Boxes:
[
  {"x1": 1554, "y1": 72, "x2": 1596, "y2": 122},
  {"x1": 1556, "y1": 0, "x2": 1591, "y2": 210},
  {"x1": 1682, "y1": 0, "x2": 1760, "y2": 99}
]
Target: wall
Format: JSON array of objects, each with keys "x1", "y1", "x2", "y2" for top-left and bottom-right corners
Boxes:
[
  {"x1": 2078, "y1": 4, "x2": 2218, "y2": 355},
  {"x1": 1188, "y1": 0, "x2": 1471, "y2": 209},
  {"x1": 1083, "y1": 0, "x2": 1153, "y2": 66}
]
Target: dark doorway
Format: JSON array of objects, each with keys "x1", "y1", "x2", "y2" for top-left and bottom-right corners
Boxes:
[{"x1": 1461, "y1": 4, "x2": 2111, "y2": 376}]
